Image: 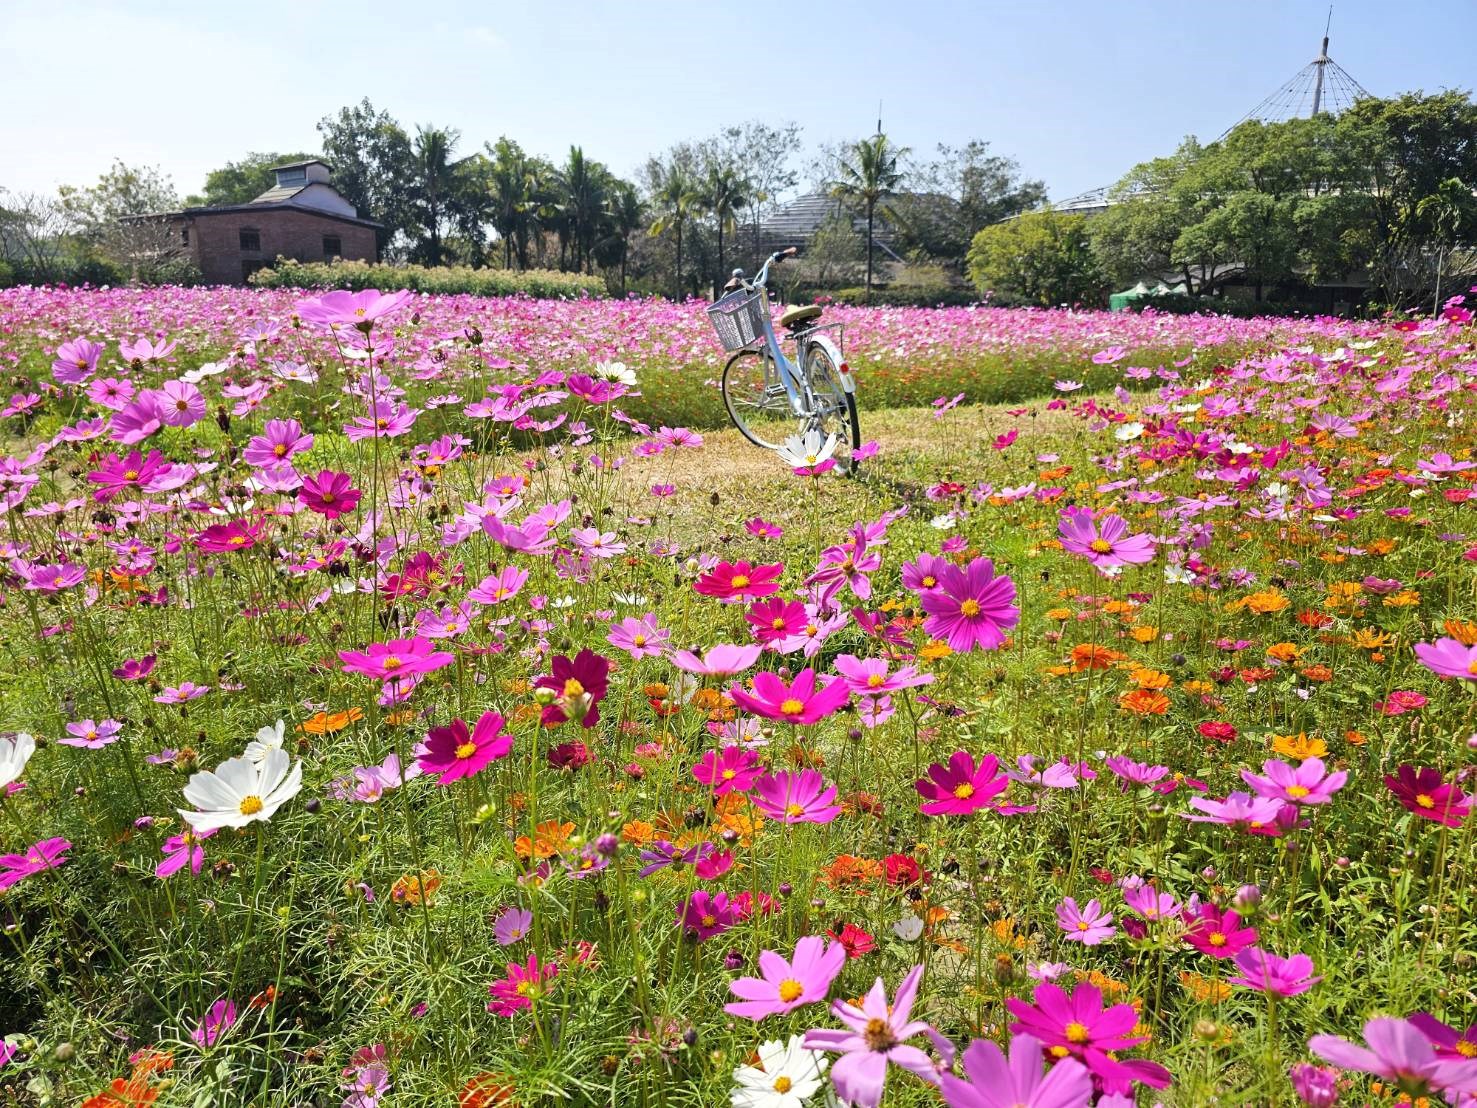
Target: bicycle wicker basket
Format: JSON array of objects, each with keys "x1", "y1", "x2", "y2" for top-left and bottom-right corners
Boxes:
[{"x1": 705, "y1": 288, "x2": 770, "y2": 352}]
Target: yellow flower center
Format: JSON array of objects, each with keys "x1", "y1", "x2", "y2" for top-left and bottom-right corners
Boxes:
[
  {"x1": 1468, "y1": 658, "x2": 1477, "y2": 676},
  {"x1": 773, "y1": 1076, "x2": 793, "y2": 1093},
  {"x1": 455, "y1": 741, "x2": 478, "y2": 760},
  {"x1": 730, "y1": 575, "x2": 751, "y2": 589},
  {"x1": 564, "y1": 678, "x2": 585, "y2": 698},
  {"x1": 1089, "y1": 538, "x2": 1114, "y2": 554},
  {"x1": 633, "y1": 634, "x2": 647, "y2": 647},
  {"x1": 960, "y1": 599, "x2": 981, "y2": 617},
  {"x1": 700, "y1": 914, "x2": 717, "y2": 928},
  {"x1": 239, "y1": 795, "x2": 264, "y2": 816},
  {"x1": 1065, "y1": 1021, "x2": 1090, "y2": 1043},
  {"x1": 1417, "y1": 793, "x2": 1436, "y2": 809},
  {"x1": 381, "y1": 656, "x2": 402, "y2": 670},
  {"x1": 921, "y1": 576, "x2": 936, "y2": 587},
  {"x1": 777, "y1": 979, "x2": 804, "y2": 1003},
  {"x1": 867, "y1": 674, "x2": 885, "y2": 688},
  {"x1": 772, "y1": 617, "x2": 787, "y2": 630},
  {"x1": 228, "y1": 536, "x2": 247, "y2": 545},
  {"x1": 1457, "y1": 1040, "x2": 1477, "y2": 1058},
  {"x1": 1049, "y1": 1045, "x2": 1070, "y2": 1058},
  {"x1": 780, "y1": 699, "x2": 805, "y2": 716},
  {"x1": 1286, "y1": 785, "x2": 1310, "y2": 798},
  {"x1": 1076, "y1": 921, "x2": 1091, "y2": 931},
  {"x1": 274, "y1": 444, "x2": 287, "y2": 456},
  {"x1": 123, "y1": 470, "x2": 140, "y2": 481},
  {"x1": 863, "y1": 1017, "x2": 898, "y2": 1051},
  {"x1": 721, "y1": 769, "x2": 736, "y2": 780},
  {"x1": 785, "y1": 803, "x2": 805, "y2": 817},
  {"x1": 954, "y1": 783, "x2": 975, "y2": 799},
  {"x1": 1209, "y1": 932, "x2": 1227, "y2": 947},
  {"x1": 321, "y1": 491, "x2": 336, "y2": 503}
]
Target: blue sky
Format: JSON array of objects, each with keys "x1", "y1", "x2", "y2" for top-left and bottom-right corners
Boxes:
[{"x1": 2, "y1": 0, "x2": 1472, "y2": 203}]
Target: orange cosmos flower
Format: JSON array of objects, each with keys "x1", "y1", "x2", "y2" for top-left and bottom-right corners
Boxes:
[
  {"x1": 513, "y1": 821, "x2": 575, "y2": 862},
  {"x1": 1265, "y1": 642, "x2": 1303, "y2": 663},
  {"x1": 1129, "y1": 668, "x2": 1171, "y2": 690},
  {"x1": 459, "y1": 1073, "x2": 517, "y2": 1108},
  {"x1": 391, "y1": 869, "x2": 442, "y2": 906},
  {"x1": 1119, "y1": 688, "x2": 1170, "y2": 715},
  {"x1": 81, "y1": 1079, "x2": 158, "y2": 1108},
  {"x1": 1233, "y1": 590, "x2": 1290, "y2": 615},
  {"x1": 297, "y1": 707, "x2": 364, "y2": 735},
  {"x1": 1442, "y1": 619, "x2": 1477, "y2": 646},
  {"x1": 1071, "y1": 643, "x2": 1124, "y2": 671},
  {"x1": 1271, "y1": 733, "x2": 1328, "y2": 760},
  {"x1": 918, "y1": 639, "x2": 953, "y2": 662}
]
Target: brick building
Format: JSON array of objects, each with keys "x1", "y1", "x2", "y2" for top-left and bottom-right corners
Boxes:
[{"x1": 156, "y1": 160, "x2": 380, "y2": 285}]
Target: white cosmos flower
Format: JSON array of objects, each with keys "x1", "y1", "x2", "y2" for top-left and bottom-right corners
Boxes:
[
  {"x1": 929, "y1": 514, "x2": 957, "y2": 531},
  {"x1": 180, "y1": 748, "x2": 303, "y2": 832},
  {"x1": 775, "y1": 430, "x2": 836, "y2": 469},
  {"x1": 1114, "y1": 422, "x2": 1145, "y2": 442},
  {"x1": 593, "y1": 360, "x2": 637, "y2": 386},
  {"x1": 730, "y1": 1035, "x2": 829, "y2": 1108},
  {"x1": 181, "y1": 361, "x2": 227, "y2": 385},
  {"x1": 893, "y1": 913, "x2": 924, "y2": 942},
  {"x1": 0, "y1": 732, "x2": 36, "y2": 790},
  {"x1": 244, "y1": 720, "x2": 286, "y2": 766}
]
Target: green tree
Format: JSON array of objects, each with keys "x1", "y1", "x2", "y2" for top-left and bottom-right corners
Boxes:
[
  {"x1": 187, "y1": 152, "x2": 315, "y2": 208},
  {"x1": 830, "y1": 134, "x2": 909, "y2": 299},
  {"x1": 649, "y1": 161, "x2": 700, "y2": 299},
  {"x1": 967, "y1": 209, "x2": 1105, "y2": 306},
  {"x1": 700, "y1": 160, "x2": 750, "y2": 296},
  {"x1": 406, "y1": 125, "x2": 462, "y2": 265},
  {"x1": 317, "y1": 99, "x2": 415, "y2": 255},
  {"x1": 602, "y1": 182, "x2": 644, "y2": 294},
  {"x1": 57, "y1": 160, "x2": 190, "y2": 283},
  {"x1": 560, "y1": 147, "x2": 611, "y2": 274},
  {"x1": 890, "y1": 141, "x2": 1047, "y2": 265}
]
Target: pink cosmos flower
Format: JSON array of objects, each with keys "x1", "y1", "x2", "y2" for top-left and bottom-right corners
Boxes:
[
  {"x1": 299, "y1": 471, "x2": 362, "y2": 519},
  {"x1": 1228, "y1": 947, "x2": 1321, "y2": 996},
  {"x1": 416, "y1": 711, "x2": 513, "y2": 785},
  {"x1": 21, "y1": 562, "x2": 86, "y2": 593},
  {"x1": 745, "y1": 518, "x2": 783, "y2": 540},
  {"x1": 1057, "y1": 506, "x2": 1155, "y2": 568},
  {"x1": 728, "y1": 668, "x2": 849, "y2": 724},
  {"x1": 1181, "y1": 903, "x2": 1258, "y2": 958},
  {"x1": 467, "y1": 566, "x2": 528, "y2": 605},
  {"x1": 60, "y1": 719, "x2": 122, "y2": 749},
  {"x1": 1006, "y1": 981, "x2": 1170, "y2": 1096},
  {"x1": 1414, "y1": 636, "x2": 1477, "y2": 680},
  {"x1": 1121, "y1": 883, "x2": 1180, "y2": 923},
  {"x1": 751, "y1": 769, "x2": 843, "y2": 824},
  {"x1": 346, "y1": 401, "x2": 420, "y2": 442},
  {"x1": 0, "y1": 837, "x2": 72, "y2": 891},
  {"x1": 803, "y1": 964, "x2": 949, "y2": 1108},
  {"x1": 692, "y1": 746, "x2": 763, "y2": 796},
  {"x1": 833, "y1": 654, "x2": 934, "y2": 696},
  {"x1": 154, "y1": 682, "x2": 210, "y2": 704},
  {"x1": 693, "y1": 560, "x2": 783, "y2": 603},
  {"x1": 156, "y1": 380, "x2": 206, "y2": 427},
  {"x1": 190, "y1": 998, "x2": 238, "y2": 1047},
  {"x1": 1241, "y1": 757, "x2": 1347, "y2": 806},
  {"x1": 486, "y1": 953, "x2": 558, "y2": 1015},
  {"x1": 938, "y1": 1034, "x2": 1093, "y2": 1108},
  {"x1": 296, "y1": 288, "x2": 413, "y2": 330},
  {"x1": 339, "y1": 637, "x2": 455, "y2": 683},
  {"x1": 675, "y1": 889, "x2": 738, "y2": 940},
  {"x1": 725, "y1": 935, "x2": 847, "y2": 1020},
  {"x1": 746, "y1": 598, "x2": 808, "y2": 645},
  {"x1": 917, "y1": 556, "x2": 1019, "y2": 653},
  {"x1": 195, "y1": 520, "x2": 264, "y2": 553},
  {"x1": 915, "y1": 751, "x2": 1009, "y2": 816},
  {"x1": 243, "y1": 419, "x2": 314, "y2": 467},
  {"x1": 1287, "y1": 1062, "x2": 1339, "y2": 1107},
  {"x1": 1057, "y1": 897, "x2": 1116, "y2": 945},
  {"x1": 156, "y1": 827, "x2": 216, "y2": 878},
  {"x1": 901, "y1": 551, "x2": 949, "y2": 594},
  {"x1": 1310, "y1": 1018, "x2": 1477, "y2": 1097},
  {"x1": 1182, "y1": 791, "x2": 1288, "y2": 831},
  {"x1": 87, "y1": 449, "x2": 172, "y2": 503},
  {"x1": 112, "y1": 654, "x2": 157, "y2": 680},
  {"x1": 52, "y1": 337, "x2": 104, "y2": 384},
  {"x1": 570, "y1": 528, "x2": 626, "y2": 558},
  {"x1": 607, "y1": 614, "x2": 670, "y2": 659}
]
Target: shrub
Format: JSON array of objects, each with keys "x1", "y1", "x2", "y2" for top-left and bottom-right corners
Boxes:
[
  {"x1": 826, "y1": 284, "x2": 979, "y2": 308},
  {"x1": 248, "y1": 258, "x2": 606, "y2": 299}
]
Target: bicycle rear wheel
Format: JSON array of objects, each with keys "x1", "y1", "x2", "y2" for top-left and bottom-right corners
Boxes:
[
  {"x1": 721, "y1": 349, "x2": 798, "y2": 450},
  {"x1": 804, "y1": 343, "x2": 861, "y2": 466}
]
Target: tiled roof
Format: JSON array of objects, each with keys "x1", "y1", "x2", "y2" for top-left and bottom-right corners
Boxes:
[{"x1": 250, "y1": 185, "x2": 307, "y2": 205}]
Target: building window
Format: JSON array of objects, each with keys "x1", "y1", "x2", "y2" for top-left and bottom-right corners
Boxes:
[
  {"x1": 276, "y1": 168, "x2": 307, "y2": 187},
  {"x1": 239, "y1": 229, "x2": 261, "y2": 252},
  {"x1": 181, "y1": 226, "x2": 190, "y2": 246},
  {"x1": 242, "y1": 260, "x2": 268, "y2": 283},
  {"x1": 322, "y1": 235, "x2": 342, "y2": 259}
]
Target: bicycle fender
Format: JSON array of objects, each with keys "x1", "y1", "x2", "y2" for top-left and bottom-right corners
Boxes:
[{"x1": 809, "y1": 334, "x2": 855, "y2": 394}]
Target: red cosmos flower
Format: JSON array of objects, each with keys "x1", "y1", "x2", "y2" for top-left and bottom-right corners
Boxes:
[
  {"x1": 883, "y1": 854, "x2": 929, "y2": 887},
  {"x1": 1197, "y1": 721, "x2": 1238, "y2": 744},
  {"x1": 194, "y1": 521, "x2": 263, "y2": 553},
  {"x1": 535, "y1": 649, "x2": 611, "y2": 727},
  {"x1": 298, "y1": 470, "x2": 362, "y2": 519},
  {"x1": 1384, "y1": 765, "x2": 1473, "y2": 827},
  {"x1": 693, "y1": 560, "x2": 783, "y2": 603},
  {"x1": 1375, "y1": 690, "x2": 1428, "y2": 716},
  {"x1": 826, "y1": 921, "x2": 876, "y2": 958}
]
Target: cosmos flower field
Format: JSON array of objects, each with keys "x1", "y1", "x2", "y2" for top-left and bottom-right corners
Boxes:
[{"x1": 0, "y1": 284, "x2": 1475, "y2": 1107}]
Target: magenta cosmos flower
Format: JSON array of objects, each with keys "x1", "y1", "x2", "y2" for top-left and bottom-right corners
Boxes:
[
  {"x1": 417, "y1": 711, "x2": 513, "y2": 785},
  {"x1": 728, "y1": 668, "x2": 849, "y2": 724},
  {"x1": 803, "y1": 965, "x2": 949, "y2": 1108},
  {"x1": 938, "y1": 1033, "x2": 1093, "y2": 1108},
  {"x1": 534, "y1": 648, "x2": 611, "y2": 727},
  {"x1": 1180, "y1": 902, "x2": 1258, "y2": 958},
  {"x1": 1414, "y1": 636, "x2": 1477, "y2": 680},
  {"x1": 1182, "y1": 791, "x2": 1287, "y2": 831},
  {"x1": 675, "y1": 889, "x2": 738, "y2": 940},
  {"x1": 691, "y1": 746, "x2": 762, "y2": 796},
  {"x1": 1310, "y1": 1017, "x2": 1477, "y2": 1098},
  {"x1": 751, "y1": 769, "x2": 843, "y2": 824},
  {"x1": 834, "y1": 654, "x2": 934, "y2": 696},
  {"x1": 725, "y1": 935, "x2": 847, "y2": 1020},
  {"x1": 0, "y1": 837, "x2": 72, "y2": 891},
  {"x1": 1005, "y1": 981, "x2": 1169, "y2": 1097},
  {"x1": 299, "y1": 470, "x2": 362, "y2": 519},
  {"x1": 87, "y1": 449, "x2": 172, "y2": 502},
  {"x1": 191, "y1": 998, "x2": 238, "y2": 1047},
  {"x1": 195, "y1": 521, "x2": 264, "y2": 553},
  {"x1": 1056, "y1": 506, "x2": 1155, "y2": 568},
  {"x1": 917, "y1": 556, "x2": 1019, "y2": 653},
  {"x1": 486, "y1": 952, "x2": 557, "y2": 1016},
  {"x1": 915, "y1": 751, "x2": 1008, "y2": 816},
  {"x1": 693, "y1": 560, "x2": 783, "y2": 603},
  {"x1": 1408, "y1": 1012, "x2": 1477, "y2": 1061},
  {"x1": 339, "y1": 637, "x2": 454, "y2": 683},
  {"x1": 112, "y1": 654, "x2": 156, "y2": 680},
  {"x1": 1384, "y1": 765, "x2": 1473, "y2": 827},
  {"x1": 156, "y1": 827, "x2": 216, "y2": 879},
  {"x1": 1056, "y1": 898, "x2": 1116, "y2": 946},
  {"x1": 1227, "y1": 947, "x2": 1320, "y2": 996}
]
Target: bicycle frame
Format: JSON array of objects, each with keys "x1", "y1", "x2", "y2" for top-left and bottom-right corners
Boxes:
[{"x1": 738, "y1": 255, "x2": 811, "y2": 416}]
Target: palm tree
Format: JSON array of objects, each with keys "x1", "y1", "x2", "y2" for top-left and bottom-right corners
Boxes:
[
  {"x1": 649, "y1": 163, "x2": 700, "y2": 300},
  {"x1": 830, "y1": 134, "x2": 909, "y2": 299},
  {"x1": 702, "y1": 162, "x2": 750, "y2": 297},
  {"x1": 608, "y1": 183, "x2": 644, "y2": 295},
  {"x1": 562, "y1": 146, "x2": 610, "y2": 274},
  {"x1": 411, "y1": 125, "x2": 461, "y2": 265},
  {"x1": 487, "y1": 137, "x2": 535, "y2": 269}
]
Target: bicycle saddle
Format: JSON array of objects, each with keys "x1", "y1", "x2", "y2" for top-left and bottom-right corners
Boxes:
[{"x1": 779, "y1": 304, "x2": 822, "y2": 329}]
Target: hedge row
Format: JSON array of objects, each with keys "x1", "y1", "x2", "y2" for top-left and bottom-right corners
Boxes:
[{"x1": 248, "y1": 258, "x2": 606, "y2": 299}]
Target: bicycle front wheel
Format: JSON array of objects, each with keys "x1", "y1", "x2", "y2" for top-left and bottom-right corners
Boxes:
[
  {"x1": 804, "y1": 343, "x2": 861, "y2": 462},
  {"x1": 721, "y1": 348, "x2": 800, "y2": 450}
]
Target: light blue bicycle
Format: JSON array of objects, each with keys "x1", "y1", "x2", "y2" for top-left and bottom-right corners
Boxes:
[{"x1": 707, "y1": 247, "x2": 861, "y2": 463}]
